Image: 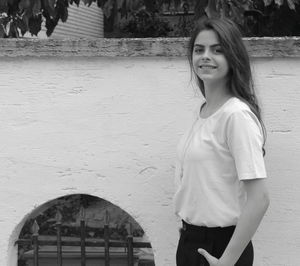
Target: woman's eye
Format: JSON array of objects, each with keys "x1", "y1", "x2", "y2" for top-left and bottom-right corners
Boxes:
[
  {"x1": 214, "y1": 47, "x2": 223, "y2": 53},
  {"x1": 194, "y1": 48, "x2": 203, "y2": 54},
  {"x1": 194, "y1": 49, "x2": 203, "y2": 54}
]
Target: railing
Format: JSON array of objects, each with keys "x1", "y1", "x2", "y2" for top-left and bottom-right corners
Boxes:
[{"x1": 16, "y1": 208, "x2": 152, "y2": 266}]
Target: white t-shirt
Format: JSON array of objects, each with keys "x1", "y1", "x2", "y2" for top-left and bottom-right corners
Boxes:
[{"x1": 173, "y1": 97, "x2": 267, "y2": 227}]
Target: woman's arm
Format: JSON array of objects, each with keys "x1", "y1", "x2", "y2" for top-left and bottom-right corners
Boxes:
[{"x1": 198, "y1": 178, "x2": 270, "y2": 266}]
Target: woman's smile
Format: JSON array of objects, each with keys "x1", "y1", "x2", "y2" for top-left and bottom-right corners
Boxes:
[{"x1": 199, "y1": 64, "x2": 217, "y2": 70}]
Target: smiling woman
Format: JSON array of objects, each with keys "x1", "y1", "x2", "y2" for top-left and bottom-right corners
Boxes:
[
  {"x1": 174, "y1": 18, "x2": 269, "y2": 266},
  {"x1": 192, "y1": 30, "x2": 229, "y2": 92}
]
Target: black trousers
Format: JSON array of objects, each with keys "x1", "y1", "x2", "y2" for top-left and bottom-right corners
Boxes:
[{"x1": 176, "y1": 221, "x2": 254, "y2": 266}]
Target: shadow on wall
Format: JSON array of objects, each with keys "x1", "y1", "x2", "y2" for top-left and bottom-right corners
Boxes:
[{"x1": 16, "y1": 194, "x2": 155, "y2": 266}]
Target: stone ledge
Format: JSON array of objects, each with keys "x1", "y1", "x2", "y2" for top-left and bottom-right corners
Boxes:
[{"x1": 0, "y1": 37, "x2": 300, "y2": 57}]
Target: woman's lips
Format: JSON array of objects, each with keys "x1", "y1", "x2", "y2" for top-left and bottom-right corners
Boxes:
[{"x1": 200, "y1": 65, "x2": 217, "y2": 69}]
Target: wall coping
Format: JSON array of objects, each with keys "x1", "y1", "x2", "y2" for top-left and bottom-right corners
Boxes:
[{"x1": 0, "y1": 37, "x2": 299, "y2": 58}]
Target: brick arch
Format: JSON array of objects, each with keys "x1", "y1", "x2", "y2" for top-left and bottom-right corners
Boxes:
[{"x1": 10, "y1": 193, "x2": 154, "y2": 266}]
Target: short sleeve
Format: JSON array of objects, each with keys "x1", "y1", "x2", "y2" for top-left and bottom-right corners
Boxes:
[{"x1": 226, "y1": 109, "x2": 267, "y2": 180}]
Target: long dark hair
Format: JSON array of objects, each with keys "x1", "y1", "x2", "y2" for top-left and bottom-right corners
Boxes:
[{"x1": 188, "y1": 18, "x2": 266, "y2": 154}]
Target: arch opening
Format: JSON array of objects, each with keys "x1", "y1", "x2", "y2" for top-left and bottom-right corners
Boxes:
[{"x1": 17, "y1": 194, "x2": 155, "y2": 266}]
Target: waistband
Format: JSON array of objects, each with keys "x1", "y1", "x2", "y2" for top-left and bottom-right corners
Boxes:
[{"x1": 182, "y1": 220, "x2": 235, "y2": 233}]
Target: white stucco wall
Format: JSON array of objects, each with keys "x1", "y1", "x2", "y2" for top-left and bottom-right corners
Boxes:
[{"x1": 0, "y1": 54, "x2": 299, "y2": 265}]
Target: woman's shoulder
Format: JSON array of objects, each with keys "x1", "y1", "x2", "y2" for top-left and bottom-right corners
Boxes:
[
  {"x1": 222, "y1": 97, "x2": 254, "y2": 117},
  {"x1": 222, "y1": 97, "x2": 262, "y2": 129},
  {"x1": 225, "y1": 97, "x2": 249, "y2": 111}
]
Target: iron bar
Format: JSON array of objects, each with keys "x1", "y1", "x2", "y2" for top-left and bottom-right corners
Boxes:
[
  {"x1": 32, "y1": 220, "x2": 39, "y2": 266},
  {"x1": 127, "y1": 223, "x2": 134, "y2": 266},
  {"x1": 56, "y1": 210, "x2": 63, "y2": 266},
  {"x1": 80, "y1": 206, "x2": 86, "y2": 266}
]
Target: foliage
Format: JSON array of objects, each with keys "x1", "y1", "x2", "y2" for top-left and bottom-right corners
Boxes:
[
  {"x1": 263, "y1": 0, "x2": 299, "y2": 9},
  {"x1": 0, "y1": 0, "x2": 96, "y2": 37},
  {"x1": 243, "y1": 0, "x2": 300, "y2": 36},
  {"x1": 161, "y1": 0, "x2": 300, "y2": 36},
  {"x1": 121, "y1": 8, "x2": 172, "y2": 37},
  {"x1": 0, "y1": 0, "x2": 300, "y2": 37},
  {"x1": 19, "y1": 194, "x2": 143, "y2": 240}
]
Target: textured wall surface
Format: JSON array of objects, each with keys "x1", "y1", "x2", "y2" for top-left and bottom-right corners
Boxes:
[
  {"x1": 1, "y1": 37, "x2": 300, "y2": 57},
  {"x1": 0, "y1": 56, "x2": 299, "y2": 266}
]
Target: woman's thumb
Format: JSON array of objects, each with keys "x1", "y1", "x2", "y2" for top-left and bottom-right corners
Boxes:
[{"x1": 198, "y1": 248, "x2": 211, "y2": 260}]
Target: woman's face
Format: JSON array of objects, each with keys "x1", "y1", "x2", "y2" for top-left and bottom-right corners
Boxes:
[{"x1": 192, "y1": 29, "x2": 229, "y2": 86}]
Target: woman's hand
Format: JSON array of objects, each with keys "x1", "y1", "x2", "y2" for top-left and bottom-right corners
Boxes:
[
  {"x1": 198, "y1": 248, "x2": 219, "y2": 266},
  {"x1": 198, "y1": 249, "x2": 233, "y2": 266}
]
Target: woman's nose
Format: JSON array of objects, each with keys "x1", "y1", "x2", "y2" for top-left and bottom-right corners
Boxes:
[{"x1": 202, "y1": 49, "x2": 211, "y2": 60}]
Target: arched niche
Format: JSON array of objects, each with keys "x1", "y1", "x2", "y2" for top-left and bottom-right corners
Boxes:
[{"x1": 14, "y1": 194, "x2": 155, "y2": 266}]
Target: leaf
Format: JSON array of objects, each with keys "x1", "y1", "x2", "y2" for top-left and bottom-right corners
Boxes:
[
  {"x1": 144, "y1": 0, "x2": 156, "y2": 12},
  {"x1": 236, "y1": 0, "x2": 252, "y2": 9},
  {"x1": 45, "y1": 17, "x2": 58, "y2": 36},
  {"x1": 55, "y1": 0, "x2": 68, "y2": 22},
  {"x1": 0, "y1": 0, "x2": 7, "y2": 6},
  {"x1": 274, "y1": 0, "x2": 284, "y2": 5},
  {"x1": 18, "y1": 0, "x2": 31, "y2": 11},
  {"x1": 287, "y1": 0, "x2": 297, "y2": 9},
  {"x1": 28, "y1": 14, "x2": 42, "y2": 35},
  {"x1": 116, "y1": 0, "x2": 124, "y2": 9},
  {"x1": 206, "y1": 0, "x2": 219, "y2": 18},
  {"x1": 120, "y1": 0, "x2": 127, "y2": 18},
  {"x1": 0, "y1": 23, "x2": 6, "y2": 38},
  {"x1": 0, "y1": 0, "x2": 8, "y2": 13},
  {"x1": 96, "y1": 0, "x2": 105, "y2": 8},
  {"x1": 42, "y1": 6, "x2": 58, "y2": 36},
  {"x1": 32, "y1": 0, "x2": 42, "y2": 16},
  {"x1": 60, "y1": 6, "x2": 68, "y2": 22},
  {"x1": 96, "y1": 0, "x2": 101, "y2": 7},
  {"x1": 194, "y1": 0, "x2": 209, "y2": 19},
  {"x1": 129, "y1": 0, "x2": 143, "y2": 11},
  {"x1": 82, "y1": 0, "x2": 94, "y2": 6},
  {"x1": 17, "y1": 15, "x2": 29, "y2": 35},
  {"x1": 174, "y1": 0, "x2": 181, "y2": 9},
  {"x1": 42, "y1": 0, "x2": 56, "y2": 18},
  {"x1": 70, "y1": 0, "x2": 80, "y2": 6},
  {"x1": 87, "y1": 0, "x2": 94, "y2": 6},
  {"x1": 5, "y1": 18, "x2": 10, "y2": 33},
  {"x1": 263, "y1": 0, "x2": 273, "y2": 6},
  {"x1": 228, "y1": 1, "x2": 244, "y2": 26},
  {"x1": 0, "y1": 23, "x2": 7, "y2": 38},
  {"x1": 102, "y1": 0, "x2": 114, "y2": 18}
]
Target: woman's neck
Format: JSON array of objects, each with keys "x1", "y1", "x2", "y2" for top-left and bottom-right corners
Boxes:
[
  {"x1": 204, "y1": 82, "x2": 231, "y2": 106},
  {"x1": 201, "y1": 82, "x2": 232, "y2": 117}
]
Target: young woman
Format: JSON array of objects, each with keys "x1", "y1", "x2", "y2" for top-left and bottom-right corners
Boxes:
[{"x1": 174, "y1": 18, "x2": 270, "y2": 266}]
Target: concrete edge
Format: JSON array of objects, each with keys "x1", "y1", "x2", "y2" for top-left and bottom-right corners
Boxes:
[{"x1": 0, "y1": 37, "x2": 299, "y2": 57}]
